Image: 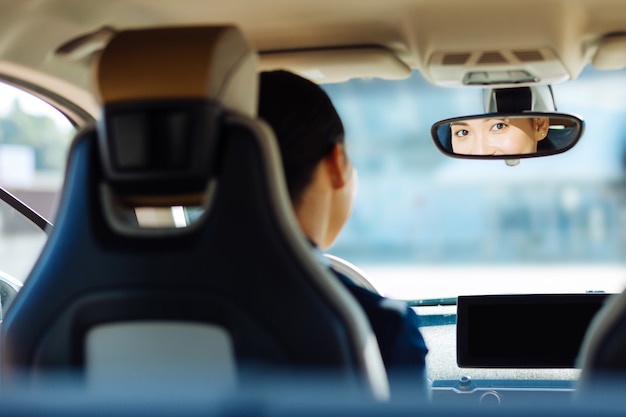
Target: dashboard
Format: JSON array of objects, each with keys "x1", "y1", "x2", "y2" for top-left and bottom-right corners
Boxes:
[{"x1": 420, "y1": 293, "x2": 611, "y2": 405}]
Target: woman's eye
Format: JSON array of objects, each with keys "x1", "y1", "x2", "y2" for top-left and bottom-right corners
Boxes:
[
  {"x1": 491, "y1": 122, "x2": 508, "y2": 131},
  {"x1": 454, "y1": 129, "x2": 470, "y2": 138}
]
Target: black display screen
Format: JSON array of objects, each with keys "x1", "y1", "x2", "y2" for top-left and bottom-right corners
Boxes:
[{"x1": 456, "y1": 294, "x2": 611, "y2": 368}]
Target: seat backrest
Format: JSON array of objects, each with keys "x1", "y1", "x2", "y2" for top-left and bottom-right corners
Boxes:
[
  {"x1": 0, "y1": 25, "x2": 388, "y2": 400},
  {"x1": 577, "y1": 291, "x2": 626, "y2": 392}
]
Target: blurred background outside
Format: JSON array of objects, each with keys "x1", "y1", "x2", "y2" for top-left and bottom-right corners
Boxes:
[{"x1": 1, "y1": 67, "x2": 626, "y2": 299}]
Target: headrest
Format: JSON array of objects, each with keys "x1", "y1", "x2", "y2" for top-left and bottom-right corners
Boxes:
[{"x1": 92, "y1": 26, "x2": 258, "y2": 201}]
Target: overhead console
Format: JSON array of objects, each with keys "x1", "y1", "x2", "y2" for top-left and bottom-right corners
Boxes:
[{"x1": 427, "y1": 47, "x2": 570, "y2": 87}]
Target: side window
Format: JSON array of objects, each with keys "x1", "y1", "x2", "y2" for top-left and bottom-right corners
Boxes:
[{"x1": 0, "y1": 82, "x2": 76, "y2": 288}]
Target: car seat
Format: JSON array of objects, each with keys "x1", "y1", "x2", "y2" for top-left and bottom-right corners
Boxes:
[
  {"x1": 0, "y1": 25, "x2": 389, "y2": 400},
  {"x1": 577, "y1": 290, "x2": 626, "y2": 394}
]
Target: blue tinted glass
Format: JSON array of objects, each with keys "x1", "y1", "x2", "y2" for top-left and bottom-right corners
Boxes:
[{"x1": 322, "y1": 67, "x2": 626, "y2": 297}]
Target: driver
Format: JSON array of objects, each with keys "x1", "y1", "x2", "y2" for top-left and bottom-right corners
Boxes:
[
  {"x1": 258, "y1": 70, "x2": 429, "y2": 399},
  {"x1": 450, "y1": 116, "x2": 549, "y2": 155}
]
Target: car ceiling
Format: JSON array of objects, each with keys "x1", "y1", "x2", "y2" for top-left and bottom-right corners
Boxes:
[{"x1": 0, "y1": 0, "x2": 625, "y2": 122}]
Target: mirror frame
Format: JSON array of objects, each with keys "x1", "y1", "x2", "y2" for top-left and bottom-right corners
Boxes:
[{"x1": 431, "y1": 112, "x2": 585, "y2": 160}]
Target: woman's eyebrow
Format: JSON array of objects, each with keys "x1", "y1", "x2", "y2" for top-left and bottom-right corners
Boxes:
[{"x1": 450, "y1": 121, "x2": 469, "y2": 126}]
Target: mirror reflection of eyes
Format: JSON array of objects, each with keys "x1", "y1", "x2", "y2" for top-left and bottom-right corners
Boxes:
[
  {"x1": 452, "y1": 128, "x2": 470, "y2": 138},
  {"x1": 452, "y1": 117, "x2": 542, "y2": 155},
  {"x1": 490, "y1": 122, "x2": 508, "y2": 132},
  {"x1": 431, "y1": 113, "x2": 584, "y2": 160},
  {"x1": 452, "y1": 119, "x2": 509, "y2": 139}
]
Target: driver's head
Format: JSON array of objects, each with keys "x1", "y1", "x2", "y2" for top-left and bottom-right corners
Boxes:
[{"x1": 258, "y1": 70, "x2": 357, "y2": 249}]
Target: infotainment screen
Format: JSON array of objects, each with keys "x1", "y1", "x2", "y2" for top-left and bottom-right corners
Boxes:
[{"x1": 456, "y1": 293, "x2": 611, "y2": 368}]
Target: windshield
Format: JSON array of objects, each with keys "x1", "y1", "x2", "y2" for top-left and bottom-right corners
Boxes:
[{"x1": 323, "y1": 65, "x2": 626, "y2": 300}]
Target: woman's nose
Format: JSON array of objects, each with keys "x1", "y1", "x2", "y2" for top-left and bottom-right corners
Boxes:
[{"x1": 473, "y1": 134, "x2": 494, "y2": 155}]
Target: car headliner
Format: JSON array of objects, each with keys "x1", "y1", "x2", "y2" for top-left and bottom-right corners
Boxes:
[{"x1": 0, "y1": 0, "x2": 624, "y2": 121}]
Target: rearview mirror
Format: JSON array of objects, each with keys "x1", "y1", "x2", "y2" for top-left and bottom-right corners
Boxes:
[{"x1": 431, "y1": 113, "x2": 584, "y2": 160}]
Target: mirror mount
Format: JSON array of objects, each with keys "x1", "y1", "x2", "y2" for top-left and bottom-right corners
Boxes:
[{"x1": 485, "y1": 85, "x2": 557, "y2": 113}]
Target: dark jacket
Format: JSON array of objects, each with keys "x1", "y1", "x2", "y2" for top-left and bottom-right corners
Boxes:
[
  {"x1": 332, "y1": 270, "x2": 429, "y2": 398},
  {"x1": 312, "y1": 245, "x2": 429, "y2": 398}
]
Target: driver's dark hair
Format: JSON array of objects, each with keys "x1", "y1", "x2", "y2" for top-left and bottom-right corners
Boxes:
[{"x1": 258, "y1": 70, "x2": 345, "y2": 207}]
